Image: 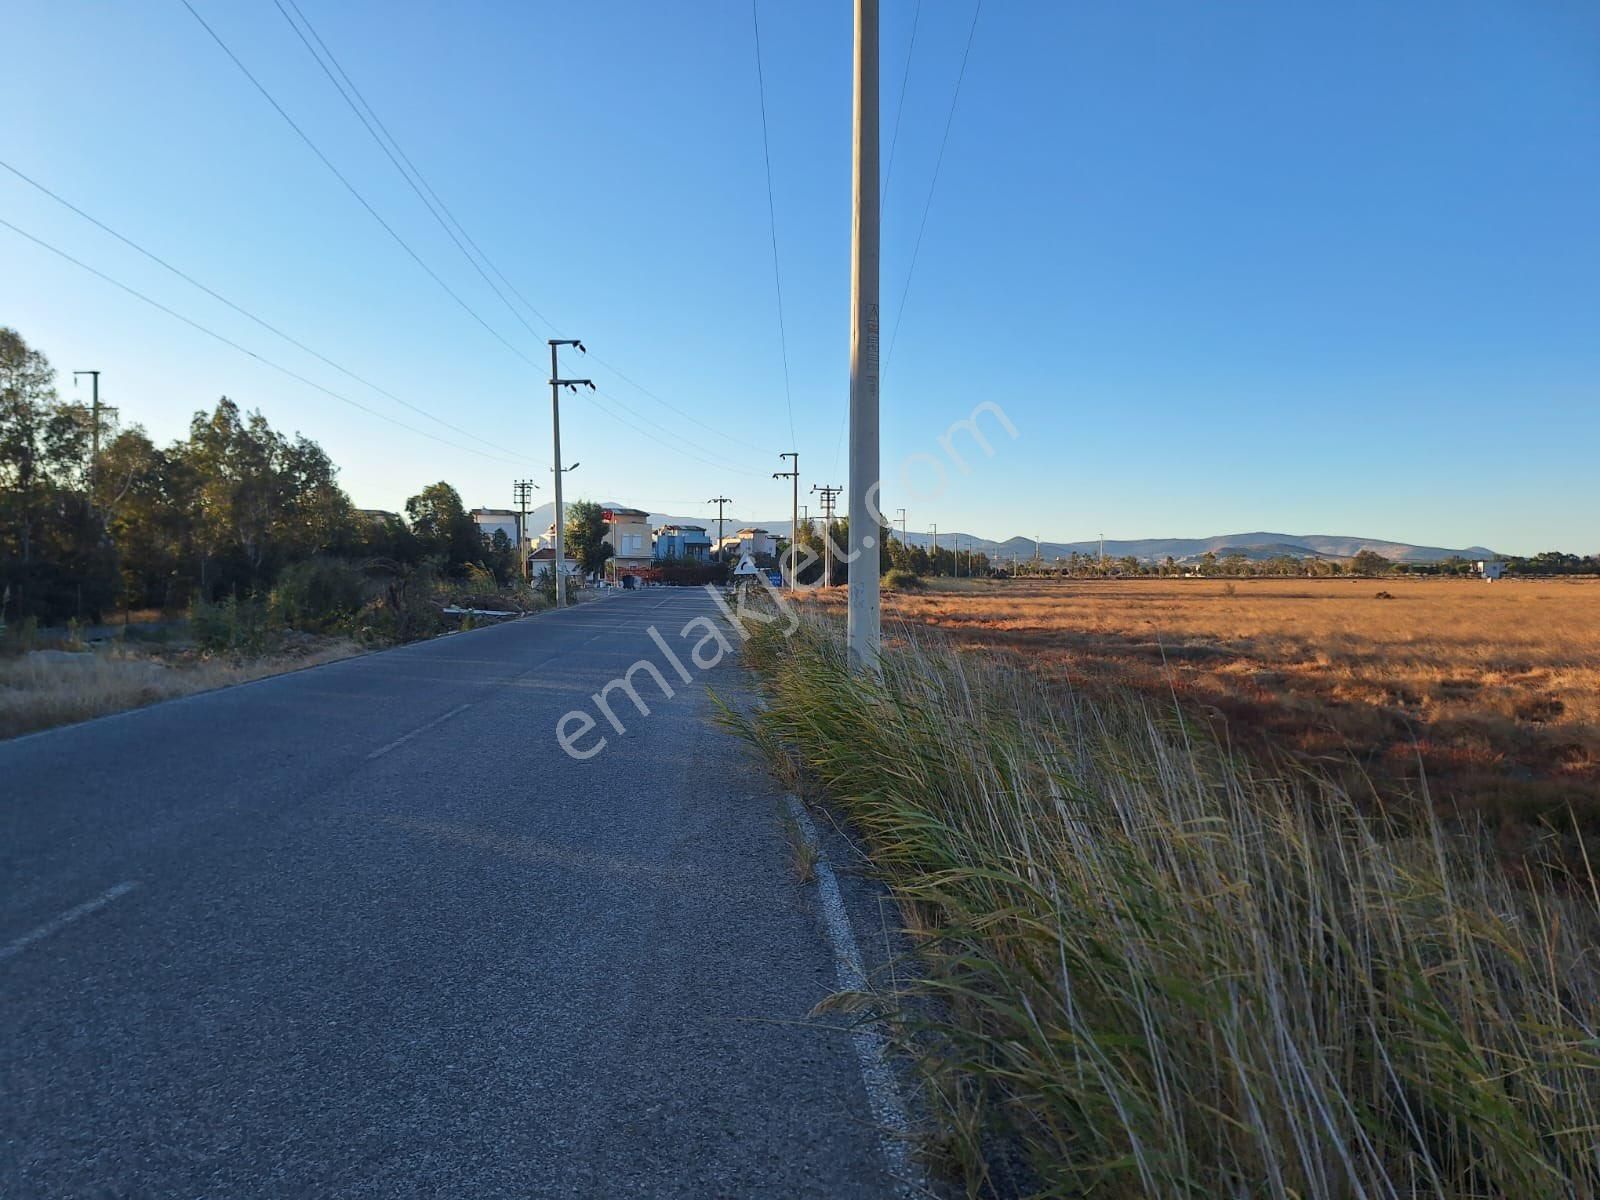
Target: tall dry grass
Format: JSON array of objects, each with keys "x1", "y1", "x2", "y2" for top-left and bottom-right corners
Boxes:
[
  {"x1": 0, "y1": 640, "x2": 360, "y2": 739},
  {"x1": 736, "y1": 611, "x2": 1600, "y2": 1197}
]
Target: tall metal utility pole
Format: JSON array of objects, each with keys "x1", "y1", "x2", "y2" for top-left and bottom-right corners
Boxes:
[
  {"x1": 774, "y1": 453, "x2": 799, "y2": 591},
  {"x1": 846, "y1": 0, "x2": 881, "y2": 669},
  {"x1": 548, "y1": 339, "x2": 593, "y2": 608},
  {"x1": 513, "y1": 479, "x2": 537, "y2": 581},
  {"x1": 72, "y1": 370, "x2": 106, "y2": 508},
  {"x1": 708, "y1": 496, "x2": 732, "y2": 561},
  {"x1": 812, "y1": 483, "x2": 842, "y2": 585},
  {"x1": 895, "y1": 508, "x2": 907, "y2": 543}
]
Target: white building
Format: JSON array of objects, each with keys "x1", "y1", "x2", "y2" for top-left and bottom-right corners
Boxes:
[
  {"x1": 715, "y1": 527, "x2": 777, "y2": 558},
  {"x1": 1476, "y1": 560, "x2": 1505, "y2": 582},
  {"x1": 471, "y1": 507, "x2": 524, "y2": 550}
]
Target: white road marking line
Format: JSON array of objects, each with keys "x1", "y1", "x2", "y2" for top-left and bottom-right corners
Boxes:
[
  {"x1": 366, "y1": 703, "x2": 472, "y2": 760},
  {"x1": 786, "y1": 795, "x2": 928, "y2": 1198},
  {"x1": 0, "y1": 881, "x2": 140, "y2": 963}
]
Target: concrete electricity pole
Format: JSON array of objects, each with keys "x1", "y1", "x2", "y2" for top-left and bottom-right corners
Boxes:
[
  {"x1": 548, "y1": 339, "x2": 593, "y2": 609},
  {"x1": 513, "y1": 479, "x2": 538, "y2": 582},
  {"x1": 708, "y1": 496, "x2": 732, "y2": 562},
  {"x1": 812, "y1": 483, "x2": 841, "y2": 586},
  {"x1": 774, "y1": 453, "x2": 799, "y2": 591},
  {"x1": 930, "y1": 522, "x2": 938, "y2": 560},
  {"x1": 846, "y1": 0, "x2": 881, "y2": 670}
]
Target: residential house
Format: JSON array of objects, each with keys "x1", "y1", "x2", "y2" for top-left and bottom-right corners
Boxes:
[
  {"x1": 655, "y1": 524, "x2": 712, "y2": 561},
  {"x1": 603, "y1": 507, "x2": 654, "y2": 577},
  {"x1": 471, "y1": 507, "x2": 524, "y2": 552},
  {"x1": 714, "y1": 527, "x2": 777, "y2": 559},
  {"x1": 529, "y1": 545, "x2": 580, "y2": 581}
]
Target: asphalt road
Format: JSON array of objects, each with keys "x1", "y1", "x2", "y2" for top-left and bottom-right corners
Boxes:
[{"x1": 1, "y1": 590, "x2": 903, "y2": 1198}]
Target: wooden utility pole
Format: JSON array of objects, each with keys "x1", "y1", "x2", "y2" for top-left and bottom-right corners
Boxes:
[{"x1": 846, "y1": 0, "x2": 881, "y2": 669}]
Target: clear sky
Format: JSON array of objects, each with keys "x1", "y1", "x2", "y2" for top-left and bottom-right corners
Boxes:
[{"x1": 3, "y1": 1, "x2": 1596, "y2": 555}]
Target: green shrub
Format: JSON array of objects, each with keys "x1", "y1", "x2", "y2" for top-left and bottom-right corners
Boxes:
[
  {"x1": 191, "y1": 595, "x2": 279, "y2": 656},
  {"x1": 271, "y1": 557, "x2": 367, "y2": 633},
  {"x1": 883, "y1": 568, "x2": 925, "y2": 592},
  {"x1": 356, "y1": 562, "x2": 442, "y2": 644}
]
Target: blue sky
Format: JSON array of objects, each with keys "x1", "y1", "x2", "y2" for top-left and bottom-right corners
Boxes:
[{"x1": 3, "y1": 1, "x2": 1596, "y2": 555}]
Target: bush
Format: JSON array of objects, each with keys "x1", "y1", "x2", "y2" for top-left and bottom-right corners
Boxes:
[
  {"x1": 191, "y1": 594, "x2": 279, "y2": 656},
  {"x1": 356, "y1": 561, "x2": 442, "y2": 644},
  {"x1": 271, "y1": 557, "x2": 367, "y2": 633},
  {"x1": 883, "y1": 568, "x2": 925, "y2": 592}
]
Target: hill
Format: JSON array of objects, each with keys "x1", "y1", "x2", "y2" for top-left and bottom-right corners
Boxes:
[{"x1": 511, "y1": 503, "x2": 1497, "y2": 564}]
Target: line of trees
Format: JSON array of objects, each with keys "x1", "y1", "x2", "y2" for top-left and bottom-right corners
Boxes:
[
  {"x1": 764, "y1": 524, "x2": 991, "y2": 585},
  {"x1": 1, "y1": 327, "x2": 520, "y2": 626}
]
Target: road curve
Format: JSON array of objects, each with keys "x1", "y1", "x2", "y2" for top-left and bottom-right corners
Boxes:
[{"x1": 0, "y1": 590, "x2": 900, "y2": 1198}]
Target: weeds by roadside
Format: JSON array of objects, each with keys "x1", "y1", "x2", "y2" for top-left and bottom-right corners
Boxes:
[
  {"x1": 0, "y1": 637, "x2": 361, "y2": 739},
  {"x1": 733, "y1": 609, "x2": 1600, "y2": 1198},
  {"x1": 1, "y1": 562, "x2": 563, "y2": 740}
]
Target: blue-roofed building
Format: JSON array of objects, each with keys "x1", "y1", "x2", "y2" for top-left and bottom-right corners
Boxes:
[{"x1": 655, "y1": 524, "x2": 713, "y2": 562}]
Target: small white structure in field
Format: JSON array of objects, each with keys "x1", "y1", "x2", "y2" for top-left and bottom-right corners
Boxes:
[{"x1": 1476, "y1": 560, "x2": 1505, "y2": 582}]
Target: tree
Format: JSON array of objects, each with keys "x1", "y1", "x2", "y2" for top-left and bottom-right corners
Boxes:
[
  {"x1": 404, "y1": 480, "x2": 480, "y2": 571},
  {"x1": 1350, "y1": 549, "x2": 1393, "y2": 576},
  {"x1": 564, "y1": 499, "x2": 613, "y2": 576},
  {"x1": 0, "y1": 328, "x2": 117, "y2": 620}
]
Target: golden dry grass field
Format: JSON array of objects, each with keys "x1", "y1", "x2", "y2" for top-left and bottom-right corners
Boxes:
[{"x1": 859, "y1": 576, "x2": 1600, "y2": 837}]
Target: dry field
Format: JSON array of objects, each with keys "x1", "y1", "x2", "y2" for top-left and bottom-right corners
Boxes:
[{"x1": 862, "y1": 576, "x2": 1600, "y2": 836}]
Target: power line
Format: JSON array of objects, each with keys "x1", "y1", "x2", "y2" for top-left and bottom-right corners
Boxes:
[
  {"x1": 0, "y1": 159, "x2": 513, "y2": 457},
  {"x1": 271, "y1": 0, "x2": 551, "y2": 350},
  {"x1": 179, "y1": 0, "x2": 539, "y2": 370},
  {"x1": 587, "y1": 387, "x2": 766, "y2": 479},
  {"x1": 0, "y1": 216, "x2": 529, "y2": 465},
  {"x1": 268, "y1": 0, "x2": 777, "y2": 460},
  {"x1": 280, "y1": 0, "x2": 561, "y2": 334},
  {"x1": 750, "y1": 0, "x2": 797, "y2": 453},
  {"x1": 259, "y1": 2, "x2": 764, "y2": 480},
  {"x1": 583, "y1": 353, "x2": 770, "y2": 454},
  {"x1": 881, "y1": 0, "x2": 922, "y2": 206},
  {"x1": 885, "y1": 0, "x2": 982, "y2": 369}
]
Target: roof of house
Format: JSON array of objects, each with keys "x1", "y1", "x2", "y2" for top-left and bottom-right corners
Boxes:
[
  {"x1": 734, "y1": 527, "x2": 770, "y2": 536},
  {"x1": 606, "y1": 507, "x2": 650, "y2": 519},
  {"x1": 660, "y1": 524, "x2": 709, "y2": 534},
  {"x1": 471, "y1": 508, "x2": 519, "y2": 519}
]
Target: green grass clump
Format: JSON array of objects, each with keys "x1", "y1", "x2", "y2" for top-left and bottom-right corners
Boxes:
[
  {"x1": 736, "y1": 612, "x2": 1600, "y2": 1198},
  {"x1": 883, "y1": 568, "x2": 926, "y2": 592}
]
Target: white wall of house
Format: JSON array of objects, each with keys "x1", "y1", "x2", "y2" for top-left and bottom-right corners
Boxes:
[{"x1": 472, "y1": 510, "x2": 522, "y2": 546}]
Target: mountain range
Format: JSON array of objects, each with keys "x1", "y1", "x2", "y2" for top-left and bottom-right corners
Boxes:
[{"x1": 513, "y1": 503, "x2": 1496, "y2": 565}]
